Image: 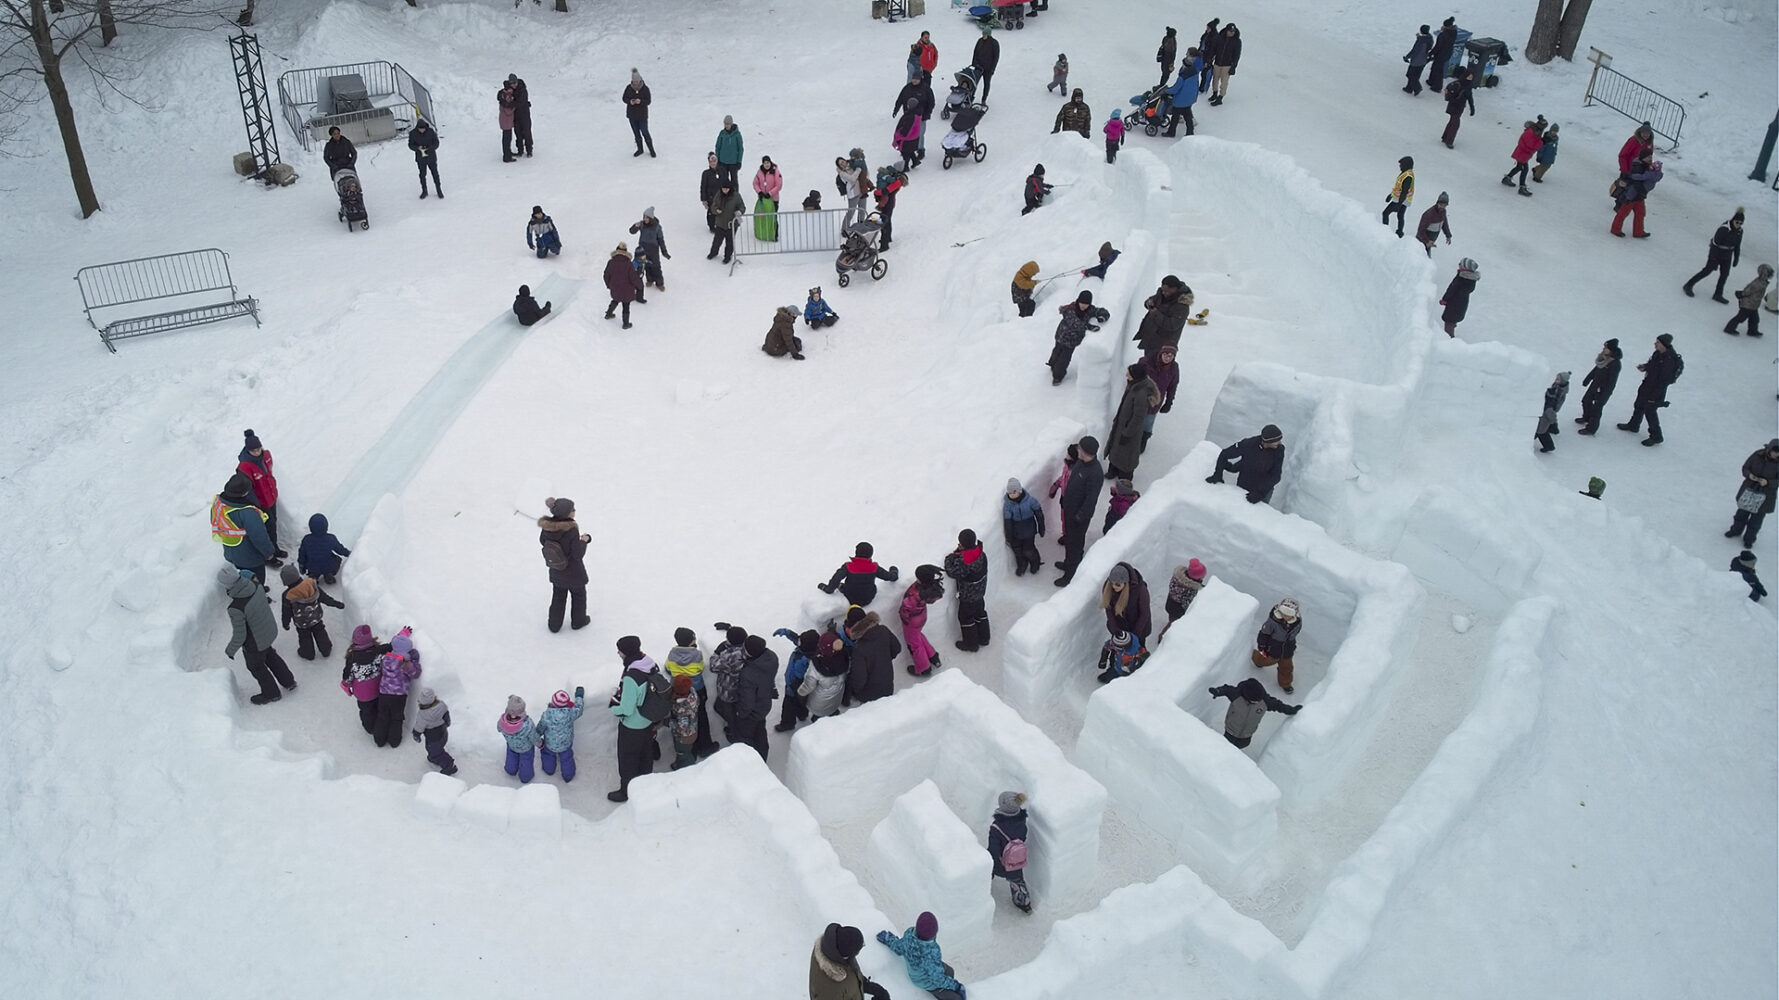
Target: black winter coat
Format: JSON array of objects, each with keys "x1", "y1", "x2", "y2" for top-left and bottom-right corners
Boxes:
[
  {"x1": 1636, "y1": 349, "x2": 1680, "y2": 402},
  {"x1": 408, "y1": 124, "x2": 439, "y2": 161},
  {"x1": 827, "y1": 558, "x2": 898, "y2": 607},
  {"x1": 538, "y1": 515, "x2": 589, "y2": 587},
  {"x1": 1103, "y1": 564, "x2": 1153, "y2": 640},
  {"x1": 1059, "y1": 455, "x2": 1105, "y2": 528},
  {"x1": 893, "y1": 81, "x2": 935, "y2": 120},
  {"x1": 623, "y1": 82, "x2": 651, "y2": 122},
  {"x1": 700, "y1": 167, "x2": 723, "y2": 206},
  {"x1": 323, "y1": 135, "x2": 357, "y2": 175},
  {"x1": 1134, "y1": 288, "x2": 1191, "y2": 353},
  {"x1": 510, "y1": 79, "x2": 532, "y2": 127},
  {"x1": 1215, "y1": 435, "x2": 1285, "y2": 500},
  {"x1": 972, "y1": 35, "x2": 1000, "y2": 74},
  {"x1": 1430, "y1": 25, "x2": 1457, "y2": 66},
  {"x1": 1739, "y1": 447, "x2": 1779, "y2": 514},
  {"x1": 1707, "y1": 222, "x2": 1743, "y2": 266},
  {"x1": 513, "y1": 291, "x2": 548, "y2": 325},
  {"x1": 736, "y1": 649, "x2": 779, "y2": 720},
  {"x1": 943, "y1": 546, "x2": 989, "y2": 602},
  {"x1": 1441, "y1": 274, "x2": 1475, "y2": 324},
  {"x1": 1213, "y1": 27, "x2": 1241, "y2": 68},
  {"x1": 1443, "y1": 78, "x2": 1475, "y2": 117},
  {"x1": 988, "y1": 808, "x2": 1027, "y2": 877},
  {"x1": 1581, "y1": 356, "x2": 1621, "y2": 404},
  {"x1": 846, "y1": 615, "x2": 902, "y2": 702}
]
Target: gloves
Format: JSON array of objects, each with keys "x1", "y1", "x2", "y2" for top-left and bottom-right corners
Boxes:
[
  {"x1": 1037, "y1": 526, "x2": 1046, "y2": 538},
  {"x1": 1160, "y1": 401, "x2": 1173, "y2": 413},
  {"x1": 1286, "y1": 705, "x2": 1302, "y2": 715},
  {"x1": 412, "y1": 731, "x2": 422, "y2": 743},
  {"x1": 661, "y1": 251, "x2": 671, "y2": 259},
  {"x1": 574, "y1": 685, "x2": 585, "y2": 699},
  {"x1": 876, "y1": 930, "x2": 895, "y2": 945},
  {"x1": 1086, "y1": 323, "x2": 1101, "y2": 332},
  {"x1": 1051, "y1": 126, "x2": 1061, "y2": 134},
  {"x1": 1246, "y1": 493, "x2": 1264, "y2": 504},
  {"x1": 1205, "y1": 473, "x2": 1224, "y2": 485},
  {"x1": 283, "y1": 622, "x2": 290, "y2": 631},
  {"x1": 817, "y1": 582, "x2": 836, "y2": 594},
  {"x1": 225, "y1": 649, "x2": 236, "y2": 660},
  {"x1": 886, "y1": 566, "x2": 900, "y2": 581}
]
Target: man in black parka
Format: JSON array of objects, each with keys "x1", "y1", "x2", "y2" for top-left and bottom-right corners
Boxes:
[
  {"x1": 1207, "y1": 424, "x2": 1286, "y2": 504},
  {"x1": 1056, "y1": 435, "x2": 1106, "y2": 587}
]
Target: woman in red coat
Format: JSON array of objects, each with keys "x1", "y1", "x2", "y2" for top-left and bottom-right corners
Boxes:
[
  {"x1": 1617, "y1": 122, "x2": 1652, "y2": 177},
  {"x1": 1500, "y1": 117, "x2": 1545, "y2": 195}
]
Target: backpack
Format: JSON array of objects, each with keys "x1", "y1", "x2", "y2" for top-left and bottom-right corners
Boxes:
[
  {"x1": 634, "y1": 668, "x2": 672, "y2": 724},
  {"x1": 541, "y1": 539, "x2": 567, "y2": 571},
  {"x1": 991, "y1": 823, "x2": 1028, "y2": 872}
]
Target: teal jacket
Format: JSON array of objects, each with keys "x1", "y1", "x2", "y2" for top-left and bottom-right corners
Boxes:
[
  {"x1": 498, "y1": 715, "x2": 539, "y2": 753},
  {"x1": 877, "y1": 929, "x2": 962, "y2": 994},
  {"x1": 536, "y1": 692, "x2": 586, "y2": 751},
  {"x1": 611, "y1": 657, "x2": 658, "y2": 730},
  {"x1": 715, "y1": 124, "x2": 744, "y2": 166}
]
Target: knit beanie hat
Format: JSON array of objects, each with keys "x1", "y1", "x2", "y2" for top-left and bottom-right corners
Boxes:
[
  {"x1": 519, "y1": 284, "x2": 530, "y2": 297},
  {"x1": 1078, "y1": 435, "x2": 1099, "y2": 455},
  {"x1": 1108, "y1": 563, "x2": 1130, "y2": 585},
  {"x1": 996, "y1": 790, "x2": 1026, "y2": 816},
  {"x1": 958, "y1": 528, "x2": 978, "y2": 549},
  {"x1": 217, "y1": 565, "x2": 243, "y2": 588},
  {"x1": 822, "y1": 923, "x2": 865, "y2": 961},
  {"x1": 674, "y1": 627, "x2": 697, "y2": 647},
  {"x1": 630, "y1": 68, "x2": 642, "y2": 84},
  {"x1": 1436, "y1": 191, "x2": 1449, "y2": 204},
  {"x1": 351, "y1": 625, "x2": 374, "y2": 648},
  {"x1": 1187, "y1": 557, "x2": 1207, "y2": 581},
  {"x1": 916, "y1": 564, "x2": 943, "y2": 584},
  {"x1": 1657, "y1": 333, "x2": 1673, "y2": 346},
  {"x1": 551, "y1": 690, "x2": 573, "y2": 708},
  {"x1": 222, "y1": 472, "x2": 253, "y2": 500},
  {"x1": 550, "y1": 497, "x2": 575, "y2": 518},
  {"x1": 506, "y1": 695, "x2": 526, "y2": 718},
  {"x1": 855, "y1": 541, "x2": 874, "y2": 558},
  {"x1": 417, "y1": 687, "x2": 438, "y2": 708},
  {"x1": 1261, "y1": 424, "x2": 1284, "y2": 443},
  {"x1": 725, "y1": 624, "x2": 748, "y2": 645},
  {"x1": 279, "y1": 564, "x2": 300, "y2": 586},
  {"x1": 1112, "y1": 630, "x2": 1132, "y2": 647},
  {"x1": 617, "y1": 635, "x2": 644, "y2": 662},
  {"x1": 1006, "y1": 477, "x2": 1024, "y2": 494},
  {"x1": 1586, "y1": 477, "x2": 1606, "y2": 496},
  {"x1": 243, "y1": 429, "x2": 262, "y2": 451},
  {"x1": 723, "y1": 114, "x2": 734, "y2": 126},
  {"x1": 844, "y1": 607, "x2": 867, "y2": 629},
  {"x1": 740, "y1": 635, "x2": 765, "y2": 657},
  {"x1": 391, "y1": 634, "x2": 413, "y2": 657},
  {"x1": 915, "y1": 911, "x2": 939, "y2": 940},
  {"x1": 532, "y1": 204, "x2": 543, "y2": 215}
]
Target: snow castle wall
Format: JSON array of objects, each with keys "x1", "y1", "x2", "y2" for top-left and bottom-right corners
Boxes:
[
  {"x1": 865, "y1": 779, "x2": 996, "y2": 951},
  {"x1": 784, "y1": 670, "x2": 1107, "y2": 907}
]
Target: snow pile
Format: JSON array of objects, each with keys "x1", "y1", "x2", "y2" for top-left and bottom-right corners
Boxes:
[
  {"x1": 1075, "y1": 580, "x2": 1277, "y2": 881},
  {"x1": 785, "y1": 670, "x2": 1107, "y2": 907},
  {"x1": 865, "y1": 779, "x2": 996, "y2": 950}
]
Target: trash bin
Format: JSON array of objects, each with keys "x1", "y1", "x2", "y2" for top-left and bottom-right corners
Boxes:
[
  {"x1": 1465, "y1": 37, "x2": 1511, "y2": 87},
  {"x1": 328, "y1": 73, "x2": 371, "y2": 114},
  {"x1": 1446, "y1": 28, "x2": 1472, "y2": 77}
]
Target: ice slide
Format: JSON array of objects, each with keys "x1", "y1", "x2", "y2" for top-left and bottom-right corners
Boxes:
[{"x1": 321, "y1": 273, "x2": 582, "y2": 544}]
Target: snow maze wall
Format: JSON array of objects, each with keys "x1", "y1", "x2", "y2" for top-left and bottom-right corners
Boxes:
[{"x1": 153, "y1": 136, "x2": 1596, "y2": 997}]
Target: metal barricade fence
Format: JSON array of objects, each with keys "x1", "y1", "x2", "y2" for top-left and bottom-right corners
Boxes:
[
  {"x1": 1585, "y1": 64, "x2": 1684, "y2": 149},
  {"x1": 729, "y1": 206, "x2": 851, "y2": 274},
  {"x1": 277, "y1": 61, "x2": 438, "y2": 150}
]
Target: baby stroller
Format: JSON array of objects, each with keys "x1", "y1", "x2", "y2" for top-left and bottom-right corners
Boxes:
[
  {"x1": 942, "y1": 66, "x2": 981, "y2": 119},
  {"x1": 334, "y1": 168, "x2": 369, "y2": 231},
  {"x1": 835, "y1": 218, "x2": 889, "y2": 287},
  {"x1": 964, "y1": 1, "x2": 1022, "y2": 29},
  {"x1": 1124, "y1": 86, "x2": 1168, "y2": 137},
  {"x1": 940, "y1": 104, "x2": 989, "y2": 168}
]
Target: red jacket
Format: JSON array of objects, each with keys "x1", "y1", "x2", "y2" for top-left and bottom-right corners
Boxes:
[
  {"x1": 1511, "y1": 127, "x2": 1544, "y2": 164},
  {"x1": 919, "y1": 42, "x2": 938, "y2": 74},
  {"x1": 237, "y1": 450, "x2": 277, "y2": 509},
  {"x1": 1617, "y1": 135, "x2": 1649, "y2": 174}
]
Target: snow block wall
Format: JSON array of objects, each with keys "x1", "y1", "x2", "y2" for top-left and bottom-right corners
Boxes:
[
  {"x1": 1075, "y1": 581, "x2": 1278, "y2": 882},
  {"x1": 785, "y1": 670, "x2": 1107, "y2": 907},
  {"x1": 865, "y1": 779, "x2": 995, "y2": 951},
  {"x1": 1388, "y1": 485, "x2": 1544, "y2": 614}
]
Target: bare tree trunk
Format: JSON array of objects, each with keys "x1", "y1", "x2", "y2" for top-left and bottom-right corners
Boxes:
[
  {"x1": 1524, "y1": 0, "x2": 1562, "y2": 64},
  {"x1": 235, "y1": 0, "x2": 253, "y2": 24},
  {"x1": 1556, "y1": 0, "x2": 1594, "y2": 61},
  {"x1": 98, "y1": 0, "x2": 117, "y2": 44},
  {"x1": 30, "y1": 0, "x2": 100, "y2": 216}
]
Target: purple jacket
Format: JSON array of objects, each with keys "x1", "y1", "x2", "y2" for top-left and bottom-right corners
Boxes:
[{"x1": 378, "y1": 651, "x2": 422, "y2": 696}]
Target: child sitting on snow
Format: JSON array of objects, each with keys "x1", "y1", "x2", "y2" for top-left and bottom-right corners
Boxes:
[
  {"x1": 279, "y1": 563, "x2": 345, "y2": 660},
  {"x1": 818, "y1": 541, "x2": 901, "y2": 607},
  {"x1": 1733, "y1": 550, "x2": 1767, "y2": 602},
  {"x1": 296, "y1": 513, "x2": 351, "y2": 584},
  {"x1": 1157, "y1": 558, "x2": 1207, "y2": 641},
  {"x1": 1081, "y1": 241, "x2": 1121, "y2": 280},
  {"x1": 877, "y1": 912, "x2": 967, "y2": 1000},
  {"x1": 536, "y1": 687, "x2": 586, "y2": 782},
  {"x1": 1208, "y1": 677, "x2": 1301, "y2": 749},
  {"x1": 804, "y1": 286, "x2": 839, "y2": 328},
  {"x1": 526, "y1": 204, "x2": 561, "y2": 258},
  {"x1": 989, "y1": 791, "x2": 1034, "y2": 913},
  {"x1": 669, "y1": 674, "x2": 700, "y2": 769},
  {"x1": 1102, "y1": 478, "x2": 1140, "y2": 533},
  {"x1": 1095, "y1": 629, "x2": 1145, "y2": 684},
  {"x1": 410, "y1": 686, "x2": 456, "y2": 775},
  {"x1": 498, "y1": 695, "x2": 540, "y2": 784}
]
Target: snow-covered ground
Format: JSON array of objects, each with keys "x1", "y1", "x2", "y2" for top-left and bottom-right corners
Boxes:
[{"x1": 2, "y1": 0, "x2": 1774, "y2": 996}]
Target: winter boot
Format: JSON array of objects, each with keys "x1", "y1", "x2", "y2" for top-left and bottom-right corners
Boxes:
[
  {"x1": 1517, "y1": 184, "x2": 1532, "y2": 196},
  {"x1": 978, "y1": 618, "x2": 991, "y2": 646},
  {"x1": 634, "y1": 142, "x2": 645, "y2": 157},
  {"x1": 420, "y1": 186, "x2": 428, "y2": 199},
  {"x1": 1682, "y1": 282, "x2": 1696, "y2": 297},
  {"x1": 1500, "y1": 176, "x2": 1514, "y2": 186},
  {"x1": 435, "y1": 184, "x2": 443, "y2": 199}
]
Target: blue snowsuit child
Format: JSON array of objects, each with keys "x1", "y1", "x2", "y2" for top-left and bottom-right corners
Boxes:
[
  {"x1": 527, "y1": 206, "x2": 561, "y2": 258},
  {"x1": 536, "y1": 687, "x2": 586, "y2": 781},
  {"x1": 498, "y1": 696, "x2": 540, "y2": 783},
  {"x1": 772, "y1": 628, "x2": 817, "y2": 732},
  {"x1": 878, "y1": 912, "x2": 965, "y2": 999},
  {"x1": 297, "y1": 513, "x2": 352, "y2": 583},
  {"x1": 804, "y1": 287, "x2": 839, "y2": 328}
]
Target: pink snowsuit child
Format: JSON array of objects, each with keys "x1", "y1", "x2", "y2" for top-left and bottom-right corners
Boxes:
[
  {"x1": 340, "y1": 625, "x2": 391, "y2": 739},
  {"x1": 901, "y1": 566, "x2": 945, "y2": 676},
  {"x1": 1104, "y1": 113, "x2": 1126, "y2": 164}
]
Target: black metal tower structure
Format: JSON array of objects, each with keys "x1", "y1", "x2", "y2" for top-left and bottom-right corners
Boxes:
[{"x1": 230, "y1": 32, "x2": 281, "y2": 182}]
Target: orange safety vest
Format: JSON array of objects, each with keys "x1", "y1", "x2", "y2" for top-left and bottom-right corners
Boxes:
[{"x1": 210, "y1": 495, "x2": 264, "y2": 546}]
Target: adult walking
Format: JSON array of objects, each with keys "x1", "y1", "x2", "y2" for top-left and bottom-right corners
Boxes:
[
  {"x1": 1206, "y1": 424, "x2": 1286, "y2": 505},
  {"x1": 607, "y1": 636, "x2": 659, "y2": 803},
  {"x1": 1501, "y1": 118, "x2": 1545, "y2": 196},
  {"x1": 1053, "y1": 89, "x2": 1092, "y2": 138},
  {"x1": 408, "y1": 118, "x2": 442, "y2": 199},
  {"x1": 508, "y1": 74, "x2": 533, "y2": 158},
  {"x1": 236, "y1": 430, "x2": 285, "y2": 565},
  {"x1": 213, "y1": 472, "x2": 273, "y2": 583},
  {"x1": 1382, "y1": 155, "x2": 1414, "y2": 236},
  {"x1": 322, "y1": 126, "x2": 356, "y2": 178},
  {"x1": 1208, "y1": 22, "x2": 1240, "y2": 105},
  {"x1": 715, "y1": 114, "x2": 744, "y2": 186},
  {"x1": 1055, "y1": 435, "x2": 1105, "y2": 587},
  {"x1": 623, "y1": 68, "x2": 654, "y2": 157},
  {"x1": 1426, "y1": 17, "x2": 1457, "y2": 92},
  {"x1": 1573, "y1": 338, "x2": 1622, "y2": 435},
  {"x1": 219, "y1": 565, "x2": 297, "y2": 704},
  {"x1": 1105, "y1": 363, "x2": 1160, "y2": 480},
  {"x1": 1725, "y1": 264, "x2": 1773, "y2": 336},
  {"x1": 1726, "y1": 439, "x2": 1779, "y2": 547},
  {"x1": 1133, "y1": 275, "x2": 1192, "y2": 360},
  {"x1": 1161, "y1": 58, "x2": 1201, "y2": 137},
  {"x1": 972, "y1": 26, "x2": 1000, "y2": 102},
  {"x1": 1616, "y1": 333, "x2": 1682, "y2": 446},
  {"x1": 1155, "y1": 26, "x2": 1178, "y2": 88},
  {"x1": 1439, "y1": 67, "x2": 1476, "y2": 149},
  {"x1": 1610, "y1": 155, "x2": 1662, "y2": 239},
  {"x1": 1683, "y1": 209, "x2": 1745, "y2": 302},
  {"x1": 537, "y1": 497, "x2": 591, "y2": 632},
  {"x1": 602, "y1": 243, "x2": 644, "y2": 330},
  {"x1": 1403, "y1": 24, "x2": 1432, "y2": 94}
]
